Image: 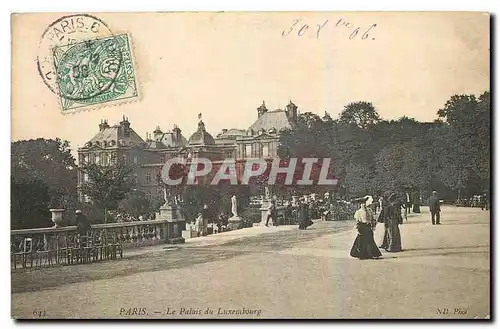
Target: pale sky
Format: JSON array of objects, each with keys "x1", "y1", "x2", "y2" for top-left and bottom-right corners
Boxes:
[{"x1": 12, "y1": 12, "x2": 490, "y2": 155}]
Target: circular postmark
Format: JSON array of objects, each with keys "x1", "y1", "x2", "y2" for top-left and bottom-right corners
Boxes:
[
  {"x1": 54, "y1": 37, "x2": 123, "y2": 101},
  {"x1": 37, "y1": 14, "x2": 113, "y2": 94}
]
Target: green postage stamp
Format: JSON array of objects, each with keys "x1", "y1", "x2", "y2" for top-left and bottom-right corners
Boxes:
[{"x1": 52, "y1": 34, "x2": 139, "y2": 113}]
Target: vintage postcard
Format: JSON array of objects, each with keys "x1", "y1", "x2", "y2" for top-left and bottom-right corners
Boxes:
[{"x1": 11, "y1": 12, "x2": 490, "y2": 319}]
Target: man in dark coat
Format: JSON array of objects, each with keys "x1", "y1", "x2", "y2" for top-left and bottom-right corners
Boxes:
[
  {"x1": 429, "y1": 191, "x2": 441, "y2": 225},
  {"x1": 297, "y1": 199, "x2": 310, "y2": 230},
  {"x1": 75, "y1": 210, "x2": 91, "y2": 246},
  {"x1": 201, "y1": 204, "x2": 210, "y2": 235}
]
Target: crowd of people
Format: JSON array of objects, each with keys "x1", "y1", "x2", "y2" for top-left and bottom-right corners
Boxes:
[
  {"x1": 114, "y1": 213, "x2": 156, "y2": 223},
  {"x1": 455, "y1": 194, "x2": 490, "y2": 210}
]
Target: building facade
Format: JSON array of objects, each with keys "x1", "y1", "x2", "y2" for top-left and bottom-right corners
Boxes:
[{"x1": 77, "y1": 100, "x2": 299, "y2": 201}]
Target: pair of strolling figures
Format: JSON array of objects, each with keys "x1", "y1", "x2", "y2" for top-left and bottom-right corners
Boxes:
[{"x1": 350, "y1": 192, "x2": 403, "y2": 260}]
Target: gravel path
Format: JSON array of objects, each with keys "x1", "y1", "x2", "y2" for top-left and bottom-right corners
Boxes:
[{"x1": 11, "y1": 206, "x2": 490, "y2": 319}]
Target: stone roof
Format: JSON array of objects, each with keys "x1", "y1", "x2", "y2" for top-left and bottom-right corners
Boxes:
[
  {"x1": 248, "y1": 110, "x2": 293, "y2": 132},
  {"x1": 188, "y1": 120, "x2": 215, "y2": 145},
  {"x1": 218, "y1": 128, "x2": 246, "y2": 138},
  {"x1": 155, "y1": 131, "x2": 188, "y2": 148},
  {"x1": 87, "y1": 122, "x2": 145, "y2": 148}
]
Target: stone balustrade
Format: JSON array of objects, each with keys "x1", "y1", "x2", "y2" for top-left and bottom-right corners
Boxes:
[{"x1": 10, "y1": 219, "x2": 170, "y2": 254}]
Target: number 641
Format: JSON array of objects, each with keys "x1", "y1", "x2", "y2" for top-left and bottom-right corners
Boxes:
[{"x1": 33, "y1": 309, "x2": 46, "y2": 318}]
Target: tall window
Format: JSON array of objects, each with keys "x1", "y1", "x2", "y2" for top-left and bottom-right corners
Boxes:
[
  {"x1": 245, "y1": 144, "x2": 252, "y2": 158},
  {"x1": 133, "y1": 155, "x2": 138, "y2": 164},
  {"x1": 83, "y1": 173, "x2": 89, "y2": 182},
  {"x1": 84, "y1": 154, "x2": 89, "y2": 164},
  {"x1": 262, "y1": 144, "x2": 269, "y2": 158},
  {"x1": 146, "y1": 173, "x2": 151, "y2": 184},
  {"x1": 102, "y1": 153, "x2": 108, "y2": 165},
  {"x1": 95, "y1": 153, "x2": 100, "y2": 164}
]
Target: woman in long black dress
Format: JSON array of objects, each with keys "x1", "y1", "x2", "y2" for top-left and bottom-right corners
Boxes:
[
  {"x1": 298, "y1": 198, "x2": 311, "y2": 230},
  {"x1": 378, "y1": 192, "x2": 402, "y2": 252},
  {"x1": 350, "y1": 196, "x2": 382, "y2": 259}
]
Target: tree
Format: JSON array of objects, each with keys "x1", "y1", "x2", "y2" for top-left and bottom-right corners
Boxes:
[
  {"x1": 374, "y1": 143, "x2": 408, "y2": 193},
  {"x1": 11, "y1": 138, "x2": 78, "y2": 229},
  {"x1": 117, "y1": 190, "x2": 156, "y2": 219},
  {"x1": 339, "y1": 101, "x2": 381, "y2": 129},
  {"x1": 11, "y1": 179, "x2": 52, "y2": 229},
  {"x1": 277, "y1": 92, "x2": 489, "y2": 201},
  {"x1": 476, "y1": 91, "x2": 491, "y2": 185},
  {"x1": 344, "y1": 163, "x2": 374, "y2": 197},
  {"x1": 436, "y1": 92, "x2": 490, "y2": 197},
  {"x1": 278, "y1": 112, "x2": 331, "y2": 159},
  {"x1": 79, "y1": 161, "x2": 135, "y2": 223}
]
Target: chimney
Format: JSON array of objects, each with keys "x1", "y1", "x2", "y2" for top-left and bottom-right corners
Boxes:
[
  {"x1": 98, "y1": 119, "x2": 110, "y2": 131},
  {"x1": 120, "y1": 116, "x2": 131, "y2": 137},
  {"x1": 172, "y1": 125, "x2": 182, "y2": 142},
  {"x1": 285, "y1": 100, "x2": 298, "y2": 124}
]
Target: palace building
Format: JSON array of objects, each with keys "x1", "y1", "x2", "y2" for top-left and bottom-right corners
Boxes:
[{"x1": 77, "y1": 100, "x2": 300, "y2": 201}]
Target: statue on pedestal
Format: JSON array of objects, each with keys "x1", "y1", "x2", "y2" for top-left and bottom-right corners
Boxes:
[
  {"x1": 265, "y1": 186, "x2": 271, "y2": 200},
  {"x1": 228, "y1": 195, "x2": 242, "y2": 230},
  {"x1": 231, "y1": 195, "x2": 238, "y2": 217},
  {"x1": 163, "y1": 186, "x2": 169, "y2": 205},
  {"x1": 158, "y1": 186, "x2": 185, "y2": 244},
  {"x1": 163, "y1": 186, "x2": 177, "y2": 206}
]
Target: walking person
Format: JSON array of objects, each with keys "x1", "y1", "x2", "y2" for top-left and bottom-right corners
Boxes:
[
  {"x1": 307, "y1": 198, "x2": 315, "y2": 227},
  {"x1": 405, "y1": 192, "x2": 412, "y2": 216},
  {"x1": 297, "y1": 198, "x2": 310, "y2": 230},
  {"x1": 201, "y1": 204, "x2": 210, "y2": 235},
  {"x1": 429, "y1": 191, "x2": 441, "y2": 225},
  {"x1": 194, "y1": 213, "x2": 204, "y2": 237},
  {"x1": 350, "y1": 196, "x2": 382, "y2": 259},
  {"x1": 378, "y1": 192, "x2": 403, "y2": 252},
  {"x1": 480, "y1": 193, "x2": 487, "y2": 210},
  {"x1": 265, "y1": 200, "x2": 277, "y2": 227}
]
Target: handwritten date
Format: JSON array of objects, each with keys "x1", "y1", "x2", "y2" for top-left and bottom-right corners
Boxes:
[{"x1": 282, "y1": 18, "x2": 377, "y2": 40}]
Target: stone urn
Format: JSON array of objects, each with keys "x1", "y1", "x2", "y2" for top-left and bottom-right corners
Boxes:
[{"x1": 49, "y1": 209, "x2": 65, "y2": 228}]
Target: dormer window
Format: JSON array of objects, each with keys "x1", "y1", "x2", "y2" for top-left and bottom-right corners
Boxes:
[
  {"x1": 102, "y1": 141, "x2": 107, "y2": 147},
  {"x1": 95, "y1": 141, "x2": 100, "y2": 147},
  {"x1": 85, "y1": 142, "x2": 92, "y2": 147},
  {"x1": 268, "y1": 127, "x2": 277, "y2": 134},
  {"x1": 110, "y1": 140, "x2": 116, "y2": 146}
]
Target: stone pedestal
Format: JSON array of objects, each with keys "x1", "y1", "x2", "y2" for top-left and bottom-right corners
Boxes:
[
  {"x1": 49, "y1": 208, "x2": 65, "y2": 228},
  {"x1": 182, "y1": 229, "x2": 198, "y2": 239},
  {"x1": 227, "y1": 216, "x2": 242, "y2": 231},
  {"x1": 259, "y1": 199, "x2": 271, "y2": 226},
  {"x1": 157, "y1": 204, "x2": 185, "y2": 244}
]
